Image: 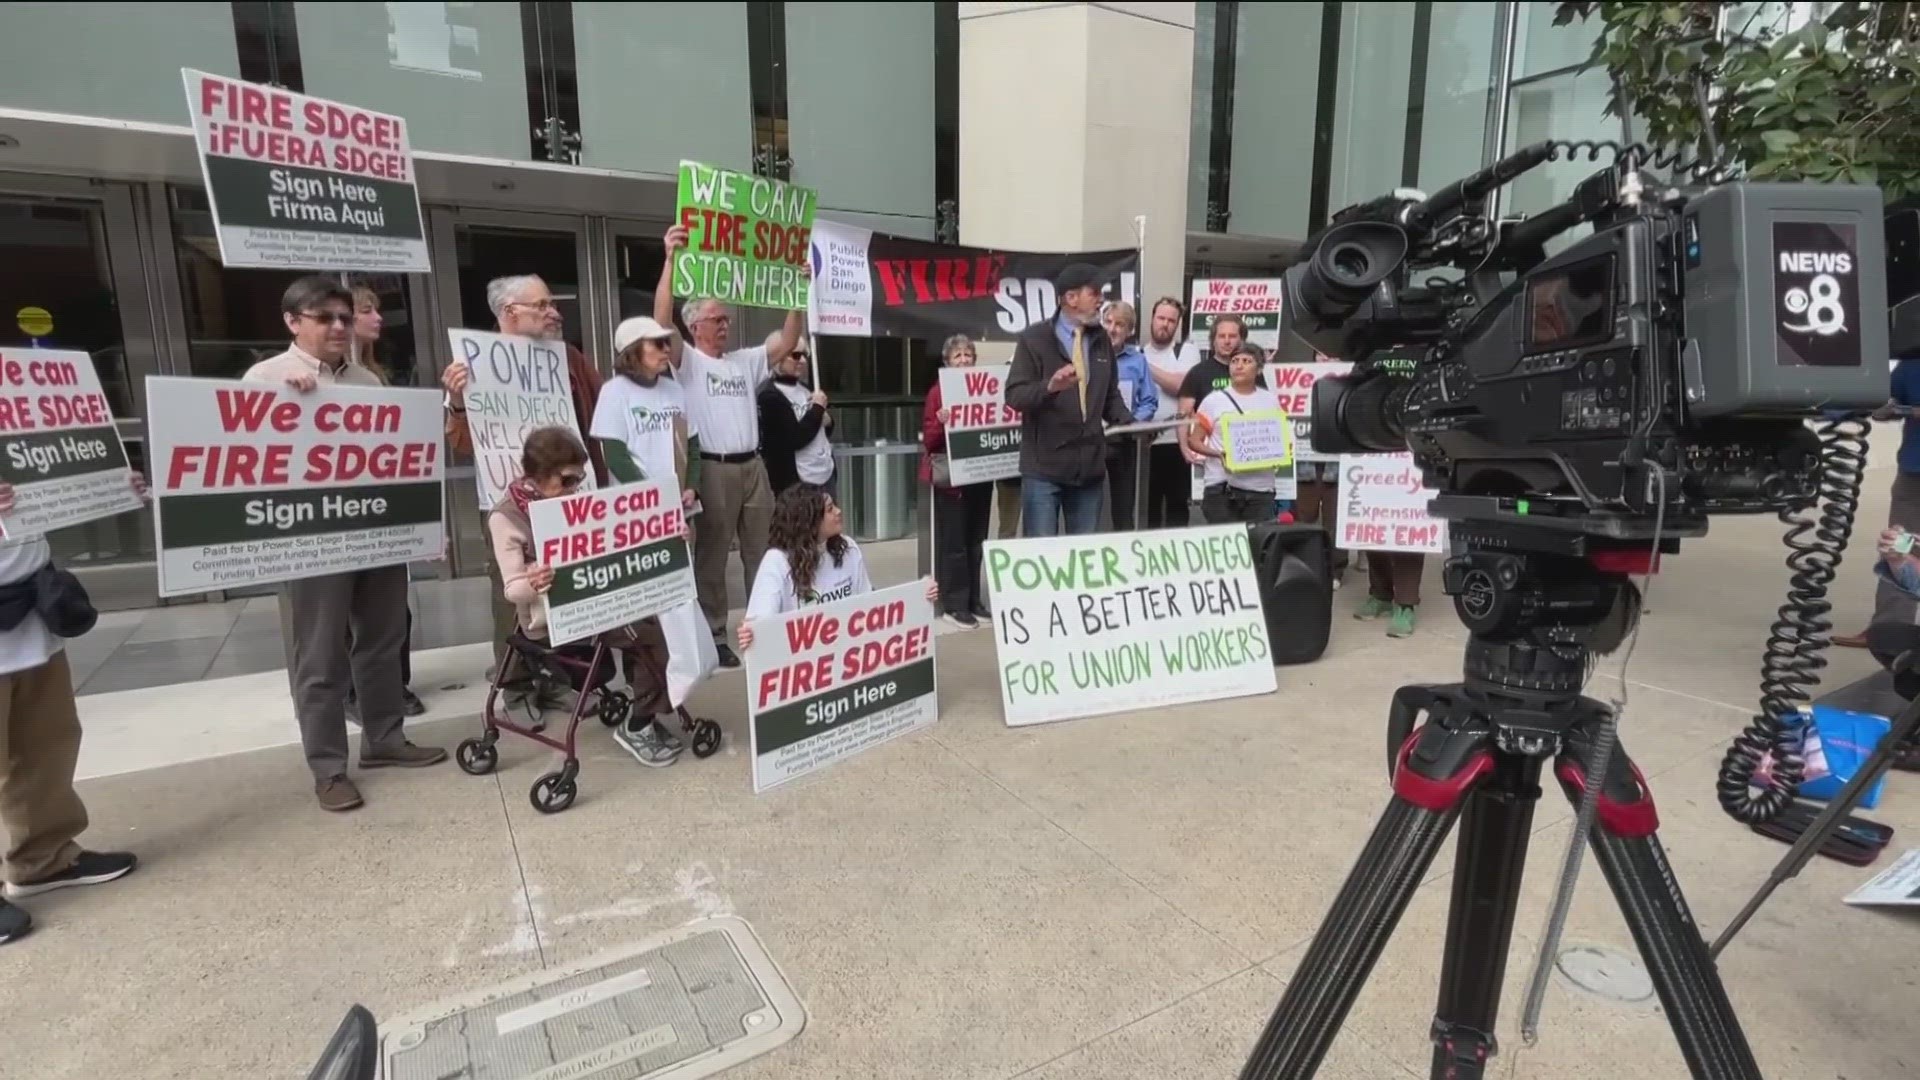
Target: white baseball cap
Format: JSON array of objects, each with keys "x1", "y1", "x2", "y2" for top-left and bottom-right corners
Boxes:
[{"x1": 613, "y1": 316, "x2": 675, "y2": 355}]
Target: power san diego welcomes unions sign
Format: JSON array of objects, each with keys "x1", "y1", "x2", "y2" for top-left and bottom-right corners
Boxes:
[
  {"x1": 937, "y1": 364, "x2": 1021, "y2": 485},
  {"x1": 986, "y1": 525, "x2": 1277, "y2": 727},
  {"x1": 0, "y1": 348, "x2": 142, "y2": 539},
  {"x1": 1335, "y1": 453, "x2": 1445, "y2": 553},
  {"x1": 182, "y1": 70, "x2": 428, "y2": 272},
  {"x1": 146, "y1": 377, "x2": 445, "y2": 596},
  {"x1": 531, "y1": 480, "x2": 695, "y2": 647},
  {"x1": 747, "y1": 581, "x2": 937, "y2": 794},
  {"x1": 674, "y1": 160, "x2": 816, "y2": 311},
  {"x1": 448, "y1": 328, "x2": 593, "y2": 510}
]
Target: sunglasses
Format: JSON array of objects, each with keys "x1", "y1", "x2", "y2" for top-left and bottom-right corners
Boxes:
[
  {"x1": 558, "y1": 471, "x2": 586, "y2": 489},
  {"x1": 788, "y1": 351, "x2": 809, "y2": 361},
  {"x1": 301, "y1": 311, "x2": 354, "y2": 327}
]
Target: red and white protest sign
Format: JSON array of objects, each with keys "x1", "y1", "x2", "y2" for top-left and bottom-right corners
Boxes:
[
  {"x1": 146, "y1": 376, "x2": 445, "y2": 596},
  {"x1": 1335, "y1": 453, "x2": 1445, "y2": 553},
  {"x1": 530, "y1": 480, "x2": 695, "y2": 646},
  {"x1": 0, "y1": 348, "x2": 143, "y2": 539},
  {"x1": 1263, "y1": 360, "x2": 1352, "y2": 463},
  {"x1": 182, "y1": 69, "x2": 429, "y2": 272},
  {"x1": 1189, "y1": 278, "x2": 1283, "y2": 351},
  {"x1": 746, "y1": 581, "x2": 938, "y2": 793},
  {"x1": 938, "y1": 363, "x2": 1023, "y2": 485}
]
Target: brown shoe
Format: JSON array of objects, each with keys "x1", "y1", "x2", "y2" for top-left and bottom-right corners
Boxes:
[
  {"x1": 360, "y1": 741, "x2": 449, "y2": 769},
  {"x1": 316, "y1": 776, "x2": 364, "y2": 812}
]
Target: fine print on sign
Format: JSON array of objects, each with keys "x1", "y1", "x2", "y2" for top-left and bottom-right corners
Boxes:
[
  {"x1": 674, "y1": 161, "x2": 816, "y2": 312},
  {"x1": 986, "y1": 526, "x2": 1277, "y2": 727},
  {"x1": 146, "y1": 376, "x2": 445, "y2": 596},
  {"x1": 531, "y1": 480, "x2": 695, "y2": 647},
  {"x1": 1219, "y1": 410, "x2": 1293, "y2": 473},
  {"x1": 1335, "y1": 453, "x2": 1445, "y2": 553},
  {"x1": 1189, "y1": 278, "x2": 1283, "y2": 351},
  {"x1": 1264, "y1": 361, "x2": 1351, "y2": 463},
  {"x1": 0, "y1": 348, "x2": 142, "y2": 539},
  {"x1": 746, "y1": 581, "x2": 937, "y2": 793},
  {"x1": 937, "y1": 363, "x2": 1022, "y2": 485},
  {"x1": 181, "y1": 69, "x2": 429, "y2": 272},
  {"x1": 448, "y1": 328, "x2": 593, "y2": 510}
]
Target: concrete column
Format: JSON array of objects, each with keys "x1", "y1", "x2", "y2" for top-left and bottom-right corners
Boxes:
[{"x1": 958, "y1": 2, "x2": 1194, "y2": 310}]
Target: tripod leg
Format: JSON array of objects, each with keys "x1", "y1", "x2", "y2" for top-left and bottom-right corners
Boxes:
[
  {"x1": 1240, "y1": 719, "x2": 1495, "y2": 1080},
  {"x1": 1556, "y1": 742, "x2": 1762, "y2": 1080},
  {"x1": 1428, "y1": 754, "x2": 1543, "y2": 1079}
]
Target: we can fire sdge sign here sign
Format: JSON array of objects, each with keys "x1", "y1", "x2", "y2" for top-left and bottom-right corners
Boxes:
[
  {"x1": 0, "y1": 348, "x2": 142, "y2": 539},
  {"x1": 182, "y1": 69, "x2": 429, "y2": 272}
]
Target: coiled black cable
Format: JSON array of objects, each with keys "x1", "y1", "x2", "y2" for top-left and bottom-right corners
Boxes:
[
  {"x1": 1717, "y1": 416, "x2": 1871, "y2": 823},
  {"x1": 1544, "y1": 139, "x2": 1738, "y2": 185}
]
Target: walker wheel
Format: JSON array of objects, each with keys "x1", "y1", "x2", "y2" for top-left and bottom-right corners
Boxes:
[
  {"x1": 456, "y1": 738, "x2": 498, "y2": 776},
  {"x1": 690, "y1": 719, "x2": 722, "y2": 759},
  {"x1": 598, "y1": 691, "x2": 632, "y2": 728},
  {"x1": 530, "y1": 769, "x2": 578, "y2": 814}
]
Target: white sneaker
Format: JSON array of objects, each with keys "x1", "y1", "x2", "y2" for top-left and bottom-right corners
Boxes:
[{"x1": 614, "y1": 723, "x2": 681, "y2": 767}]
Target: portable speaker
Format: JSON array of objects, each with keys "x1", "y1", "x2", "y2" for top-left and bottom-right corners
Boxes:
[{"x1": 1248, "y1": 522, "x2": 1333, "y2": 665}]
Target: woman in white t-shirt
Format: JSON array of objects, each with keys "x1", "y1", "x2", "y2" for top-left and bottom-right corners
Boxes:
[
  {"x1": 590, "y1": 316, "x2": 699, "y2": 505},
  {"x1": 736, "y1": 485, "x2": 939, "y2": 651},
  {"x1": 1186, "y1": 343, "x2": 1285, "y2": 525}
]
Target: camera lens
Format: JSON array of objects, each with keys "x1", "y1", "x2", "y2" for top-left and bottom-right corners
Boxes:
[{"x1": 1329, "y1": 244, "x2": 1372, "y2": 283}]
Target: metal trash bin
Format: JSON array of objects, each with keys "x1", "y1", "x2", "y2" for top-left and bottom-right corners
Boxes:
[{"x1": 835, "y1": 442, "x2": 922, "y2": 542}]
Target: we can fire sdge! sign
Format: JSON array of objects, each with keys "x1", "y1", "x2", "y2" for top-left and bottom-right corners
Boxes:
[
  {"x1": 1335, "y1": 453, "x2": 1445, "y2": 553},
  {"x1": 746, "y1": 581, "x2": 938, "y2": 793},
  {"x1": 1263, "y1": 361, "x2": 1351, "y2": 463},
  {"x1": 182, "y1": 69, "x2": 429, "y2": 272},
  {"x1": 530, "y1": 480, "x2": 695, "y2": 647},
  {"x1": 146, "y1": 377, "x2": 445, "y2": 596},
  {"x1": 0, "y1": 348, "x2": 143, "y2": 539},
  {"x1": 938, "y1": 363, "x2": 1022, "y2": 485},
  {"x1": 674, "y1": 160, "x2": 816, "y2": 311}
]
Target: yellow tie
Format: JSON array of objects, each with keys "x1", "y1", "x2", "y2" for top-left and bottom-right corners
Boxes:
[{"x1": 1072, "y1": 327, "x2": 1089, "y2": 418}]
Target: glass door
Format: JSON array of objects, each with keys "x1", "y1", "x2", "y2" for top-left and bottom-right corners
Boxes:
[{"x1": 0, "y1": 174, "x2": 162, "y2": 572}]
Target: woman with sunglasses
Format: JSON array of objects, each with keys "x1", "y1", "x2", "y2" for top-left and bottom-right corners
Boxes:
[
  {"x1": 757, "y1": 331, "x2": 834, "y2": 497},
  {"x1": 488, "y1": 427, "x2": 682, "y2": 766}
]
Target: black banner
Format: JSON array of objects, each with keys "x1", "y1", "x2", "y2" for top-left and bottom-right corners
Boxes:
[
  {"x1": 754, "y1": 657, "x2": 937, "y2": 755},
  {"x1": 0, "y1": 425, "x2": 128, "y2": 484},
  {"x1": 203, "y1": 155, "x2": 424, "y2": 241},
  {"x1": 158, "y1": 481, "x2": 442, "y2": 546},
  {"x1": 808, "y1": 220, "x2": 1138, "y2": 342}
]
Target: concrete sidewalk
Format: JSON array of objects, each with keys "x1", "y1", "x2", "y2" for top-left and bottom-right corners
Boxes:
[{"x1": 7, "y1": 502, "x2": 1919, "y2": 1078}]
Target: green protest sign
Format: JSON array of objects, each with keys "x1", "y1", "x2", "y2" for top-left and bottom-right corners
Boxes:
[{"x1": 673, "y1": 160, "x2": 815, "y2": 311}]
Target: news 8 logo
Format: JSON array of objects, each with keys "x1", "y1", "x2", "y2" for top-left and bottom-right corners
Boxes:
[{"x1": 1773, "y1": 221, "x2": 1861, "y2": 368}]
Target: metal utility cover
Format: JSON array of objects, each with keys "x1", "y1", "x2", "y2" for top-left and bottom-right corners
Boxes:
[{"x1": 381, "y1": 917, "x2": 806, "y2": 1079}]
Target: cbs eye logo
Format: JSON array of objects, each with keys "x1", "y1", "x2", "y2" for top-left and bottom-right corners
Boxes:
[{"x1": 1782, "y1": 273, "x2": 1848, "y2": 337}]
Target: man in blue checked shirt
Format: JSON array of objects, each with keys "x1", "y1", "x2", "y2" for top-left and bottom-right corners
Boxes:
[{"x1": 1101, "y1": 300, "x2": 1159, "y2": 530}]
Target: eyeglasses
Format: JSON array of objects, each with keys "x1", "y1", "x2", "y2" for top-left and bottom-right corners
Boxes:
[
  {"x1": 697, "y1": 313, "x2": 732, "y2": 325},
  {"x1": 509, "y1": 299, "x2": 559, "y2": 312},
  {"x1": 301, "y1": 311, "x2": 354, "y2": 327}
]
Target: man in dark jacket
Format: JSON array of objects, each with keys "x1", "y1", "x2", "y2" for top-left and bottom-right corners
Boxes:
[{"x1": 1004, "y1": 265, "x2": 1133, "y2": 536}]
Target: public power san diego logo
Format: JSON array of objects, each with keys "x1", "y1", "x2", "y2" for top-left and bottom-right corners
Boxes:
[{"x1": 1772, "y1": 221, "x2": 1861, "y2": 367}]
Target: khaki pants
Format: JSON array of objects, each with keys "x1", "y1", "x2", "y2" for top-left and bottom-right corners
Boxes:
[
  {"x1": 1, "y1": 652, "x2": 87, "y2": 886},
  {"x1": 693, "y1": 457, "x2": 774, "y2": 639},
  {"x1": 995, "y1": 478, "x2": 1022, "y2": 540}
]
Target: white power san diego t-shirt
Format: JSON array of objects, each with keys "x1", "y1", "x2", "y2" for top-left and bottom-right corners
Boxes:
[
  {"x1": 591, "y1": 374, "x2": 695, "y2": 487},
  {"x1": 680, "y1": 344, "x2": 769, "y2": 456},
  {"x1": 746, "y1": 541, "x2": 872, "y2": 619}
]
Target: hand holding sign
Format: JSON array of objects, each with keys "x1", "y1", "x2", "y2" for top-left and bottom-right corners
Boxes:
[
  {"x1": 528, "y1": 564, "x2": 555, "y2": 594},
  {"x1": 441, "y1": 360, "x2": 470, "y2": 397}
]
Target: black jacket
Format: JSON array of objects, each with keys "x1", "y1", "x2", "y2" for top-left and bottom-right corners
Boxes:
[
  {"x1": 1004, "y1": 316, "x2": 1132, "y2": 485},
  {"x1": 757, "y1": 378, "x2": 831, "y2": 492}
]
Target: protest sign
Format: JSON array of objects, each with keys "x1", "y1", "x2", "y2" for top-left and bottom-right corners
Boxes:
[
  {"x1": 530, "y1": 480, "x2": 695, "y2": 646},
  {"x1": 986, "y1": 525, "x2": 1277, "y2": 727},
  {"x1": 181, "y1": 70, "x2": 427, "y2": 272},
  {"x1": 808, "y1": 219, "x2": 1139, "y2": 340},
  {"x1": 937, "y1": 363, "x2": 1022, "y2": 485},
  {"x1": 0, "y1": 348, "x2": 142, "y2": 539},
  {"x1": 1189, "y1": 278, "x2": 1282, "y2": 352},
  {"x1": 747, "y1": 581, "x2": 937, "y2": 793},
  {"x1": 1335, "y1": 453, "x2": 1445, "y2": 553},
  {"x1": 674, "y1": 161, "x2": 815, "y2": 311},
  {"x1": 1219, "y1": 410, "x2": 1293, "y2": 473},
  {"x1": 1264, "y1": 360, "x2": 1352, "y2": 462},
  {"x1": 448, "y1": 328, "x2": 593, "y2": 509},
  {"x1": 146, "y1": 376, "x2": 444, "y2": 596}
]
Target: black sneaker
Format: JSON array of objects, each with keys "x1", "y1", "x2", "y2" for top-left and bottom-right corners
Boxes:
[
  {"x1": 0, "y1": 899, "x2": 31, "y2": 944},
  {"x1": 5, "y1": 851, "x2": 138, "y2": 899},
  {"x1": 972, "y1": 600, "x2": 991, "y2": 619},
  {"x1": 942, "y1": 611, "x2": 980, "y2": 630},
  {"x1": 715, "y1": 643, "x2": 742, "y2": 669},
  {"x1": 401, "y1": 688, "x2": 427, "y2": 717}
]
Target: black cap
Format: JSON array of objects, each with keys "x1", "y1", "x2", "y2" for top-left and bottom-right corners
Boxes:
[{"x1": 1054, "y1": 263, "x2": 1104, "y2": 294}]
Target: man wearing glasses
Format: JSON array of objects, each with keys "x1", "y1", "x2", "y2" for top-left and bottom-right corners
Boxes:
[
  {"x1": 246, "y1": 276, "x2": 446, "y2": 812},
  {"x1": 656, "y1": 225, "x2": 806, "y2": 668},
  {"x1": 756, "y1": 330, "x2": 833, "y2": 497}
]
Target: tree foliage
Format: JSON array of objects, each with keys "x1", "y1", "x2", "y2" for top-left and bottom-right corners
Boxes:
[{"x1": 1555, "y1": 2, "x2": 1920, "y2": 199}]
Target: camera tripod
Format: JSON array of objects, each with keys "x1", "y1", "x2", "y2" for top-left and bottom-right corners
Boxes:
[{"x1": 1241, "y1": 544, "x2": 1761, "y2": 1080}]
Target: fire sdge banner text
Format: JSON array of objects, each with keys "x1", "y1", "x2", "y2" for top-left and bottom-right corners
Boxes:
[
  {"x1": 146, "y1": 377, "x2": 445, "y2": 596},
  {"x1": 448, "y1": 328, "x2": 594, "y2": 510},
  {"x1": 0, "y1": 348, "x2": 143, "y2": 539},
  {"x1": 986, "y1": 526, "x2": 1278, "y2": 727},
  {"x1": 531, "y1": 480, "x2": 696, "y2": 647},
  {"x1": 808, "y1": 219, "x2": 1139, "y2": 341},
  {"x1": 937, "y1": 364, "x2": 1021, "y2": 485},
  {"x1": 747, "y1": 581, "x2": 937, "y2": 794},
  {"x1": 1189, "y1": 278, "x2": 1282, "y2": 353},
  {"x1": 181, "y1": 69, "x2": 428, "y2": 272},
  {"x1": 1335, "y1": 453, "x2": 1445, "y2": 553},
  {"x1": 674, "y1": 160, "x2": 816, "y2": 312},
  {"x1": 1264, "y1": 361, "x2": 1352, "y2": 463}
]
